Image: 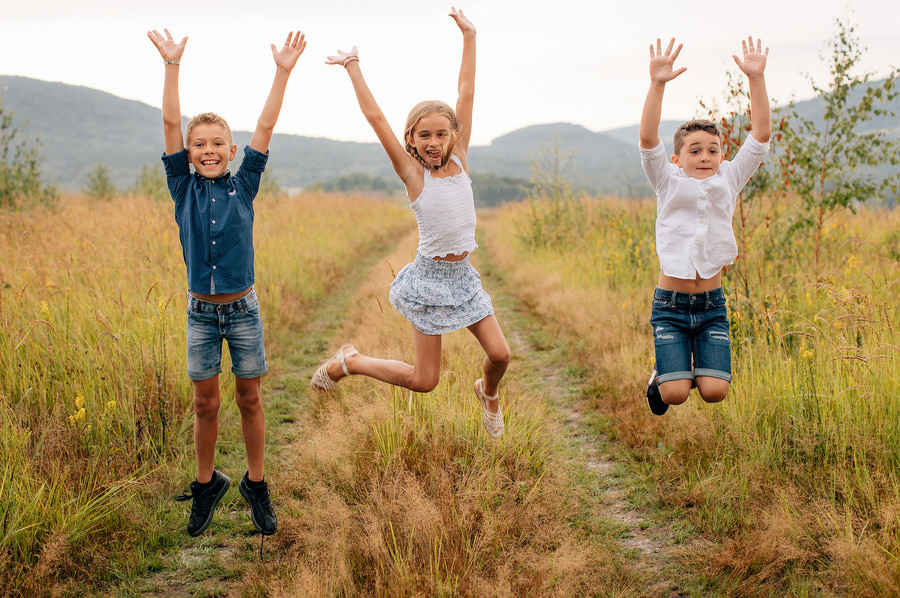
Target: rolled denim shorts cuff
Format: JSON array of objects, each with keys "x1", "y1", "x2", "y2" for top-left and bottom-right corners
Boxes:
[
  {"x1": 657, "y1": 370, "x2": 694, "y2": 384},
  {"x1": 233, "y1": 364, "x2": 269, "y2": 380},
  {"x1": 188, "y1": 367, "x2": 222, "y2": 382},
  {"x1": 694, "y1": 368, "x2": 732, "y2": 382}
]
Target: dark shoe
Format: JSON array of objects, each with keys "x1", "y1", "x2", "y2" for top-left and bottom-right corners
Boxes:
[
  {"x1": 646, "y1": 369, "x2": 669, "y2": 416},
  {"x1": 180, "y1": 470, "x2": 230, "y2": 537},
  {"x1": 239, "y1": 472, "x2": 277, "y2": 536}
]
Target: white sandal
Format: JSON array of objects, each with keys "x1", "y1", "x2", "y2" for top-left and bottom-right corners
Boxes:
[
  {"x1": 474, "y1": 379, "x2": 504, "y2": 438},
  {"x1": 311, "y1": 345, "x2": 358, "y2": 393}
]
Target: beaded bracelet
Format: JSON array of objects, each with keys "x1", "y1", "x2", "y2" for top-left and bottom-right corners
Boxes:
[{"x1": 165, "y1": 60, "x2": 180, "y2": 66}]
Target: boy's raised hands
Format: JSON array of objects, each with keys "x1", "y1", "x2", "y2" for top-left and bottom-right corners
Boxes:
[
  {"x1": 148, "y1": 29, "x2": 187, "y2": 63},
  {"x1": 732, "y1": 37, "x2": 768, "y2": 79},
  {"x1": 648, "y1": 37, "x2": 686, "y2": 85},
  {"x1": 272, "y1": 31, "x2": 307, "y2": 73}
]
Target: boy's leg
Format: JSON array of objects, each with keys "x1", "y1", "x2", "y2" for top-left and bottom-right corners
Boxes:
[
  {"x1": 691, "y1": 290, "x2": 732, "y2": 403},
  {"x1": 649, "y1": 289, "x2": 694, "y2": 408},
  {"x1": 234, "y1": 376, "x2": 265, "y2": 481},
  {"x1": 193, "y1": 376, "x2": 222, "y2": 483}
]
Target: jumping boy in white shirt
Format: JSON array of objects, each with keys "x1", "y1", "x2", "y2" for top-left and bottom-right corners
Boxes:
[{"x1": 639, "y1": 37, "x2": 771, "y2": 415}]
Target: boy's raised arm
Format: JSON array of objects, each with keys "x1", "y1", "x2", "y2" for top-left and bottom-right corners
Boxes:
[
  {"x1": 450, "y1": 7, "x2": 476, "y2": 158},
  {"x1": 148, "y1": 29, "x2": 187, "y2": 156},
  {"x1": 639, "y1": 38, "x2": 686, "y2": 150},
  {"x1": 733, "y1": 37, "x2": 771, "y2": 143},
  {"x1": 249, "y1": 31, "x2": 307, "y2": 154}
]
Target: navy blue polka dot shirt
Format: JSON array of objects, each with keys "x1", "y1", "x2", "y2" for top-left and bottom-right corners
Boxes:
[{"x1": 162, "y1": 146, "x2": 268, "y2": 295}]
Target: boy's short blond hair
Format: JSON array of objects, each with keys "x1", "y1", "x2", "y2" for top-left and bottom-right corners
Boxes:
[
  {"x1": 186, "y1": 112, "x2": 233, "y2": 144},
  {"x1": 673, "y1": 119, "x2": 721, "y2": 155}
]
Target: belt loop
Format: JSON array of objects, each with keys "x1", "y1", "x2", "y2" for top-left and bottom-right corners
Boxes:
[{"x1": 670, "y1": 290, "x2": 677, "y2": 307}]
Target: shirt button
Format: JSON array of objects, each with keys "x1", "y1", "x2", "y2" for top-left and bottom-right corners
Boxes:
[
  {"x1": 212, "y1": 265, "x2": 217, "y2": 270},
  {"x1": 211, "y1": 220, "x2": 216, "y2": 224},
  {"x1": 212, "y1": 198, "x2": 216, "y2": 202}
]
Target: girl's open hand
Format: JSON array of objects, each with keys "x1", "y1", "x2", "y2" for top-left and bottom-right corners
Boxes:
[
  {"x1": 325, "y1": 46, "x2": 359, "y2": 67},
  {"x1": 733, "y1": 37, "x2": 768, "y2": 79},
  {"x1": 147, "y1": 28, "x2": 187, "y2": 63},
  {"x1": 449, "y1": 7, "x2": 476, "y2": 35},
  {"x1": 648, "y1": 37, "x2": 686, "y2": 85},
  {"x1": 272, "y1": 30, "x2": 307, "y2": 72}
]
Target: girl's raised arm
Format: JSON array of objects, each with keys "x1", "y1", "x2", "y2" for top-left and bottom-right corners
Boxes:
[
  {"x1": 449, "y1": 8, "x2": 476, "y2": 164},
  {"x1": 326, "y1": 48, "x2": 419, "y2": 188}
]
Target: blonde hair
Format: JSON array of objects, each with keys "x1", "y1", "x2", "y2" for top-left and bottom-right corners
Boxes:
[
  {"x1": 185, "y1": 112, "x2": 233, "y2": 144},
  {"x1": 673, "y1": 119, "x2": 721, "y2": 155},
  {"x1": 404, "y1": 101, "x2": 459, "y2": 170}
]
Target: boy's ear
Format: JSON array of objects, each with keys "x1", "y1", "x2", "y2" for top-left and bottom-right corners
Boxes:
[
  {"x1": 671, "y1": 153, "x2": 681, "y2": 167},
  {"x1": 228, "y1": 145, "x2": 238, "y2": 161}
]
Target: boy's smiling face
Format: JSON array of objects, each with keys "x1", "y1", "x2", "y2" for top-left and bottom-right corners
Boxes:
[
  {"x1": 672, "y1": 130, "x2": 724, "y2": 180},
  {"x1": 187, "y1": 123, "x2": 237, "y2": 178}
]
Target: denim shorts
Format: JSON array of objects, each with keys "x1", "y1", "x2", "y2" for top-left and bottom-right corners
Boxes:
[
  {"x1": 389, "y1": 253, "x2": 494, "y2": 335},
  {"x1": 185, "y1": 288, "x2": 268, "y2": 381},
  {"x1": 649, "y1": 287, "x2": 732, "y2": 384}
]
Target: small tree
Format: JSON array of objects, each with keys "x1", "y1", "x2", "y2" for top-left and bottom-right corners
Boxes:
[
  {"x1": 780, "y1": 18, "x2": 899, "y2": 275},
  {"x1": 0, "y1": 104, "x2": 58, "y2": 210},
  {"x1": 84, "y1": 162, "x2": 116, "y2": 201},
  {"x1": 131, "y1": 163, "x2": 168, "y2": 201}
]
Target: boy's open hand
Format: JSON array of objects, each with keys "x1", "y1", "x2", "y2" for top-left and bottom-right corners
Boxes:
[
  {"x1": 325, "y1": 47, "x2": 359, "y2": 67},
  {"x1": 147, "y1": 29, "x2": 187, "y2": 63},
  {"x1": 449, "y1": 7, "x2": 476, "y2": 35},
  {"x1": 733, "y1": 37, "x2": 768, "y2": 79},
  {"x1": 648, "y1": 37, "x2": 686, "y2": 85},
  {"x1": 272, "y1": 31, "x2": 307, "y2": 73}
]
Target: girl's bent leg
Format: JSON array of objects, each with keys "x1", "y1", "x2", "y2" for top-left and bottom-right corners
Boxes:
[
  {"x1": 235, "y1": 375, "x2": 265, "y2": 481},
  {"x1": 467, "y1": 315, "x2": 511, "y2": 411},
  {"x1": 328, "y1": 327, "x2": 443, "y2": 392},
  {"x1": 193, "y1": 375, "x2": 221, "y2": 483}
]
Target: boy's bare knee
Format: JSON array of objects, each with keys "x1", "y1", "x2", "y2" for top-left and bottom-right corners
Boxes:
[
  {"x1": 193, "y1": 394, "x2": 220, "y2": 418},
  {"x1": 235, "y1": 389, "x2": 262, "y2": 413},
  {"x1": 697, "y1": 378, "x2": 729, "y2": 403},
  {"x1": 659, "y1": 380, "x2": 691, "y2": 406}
]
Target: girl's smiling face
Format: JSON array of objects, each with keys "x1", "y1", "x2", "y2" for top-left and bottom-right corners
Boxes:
[
  {"x1": 672, "y1": 130, "x2": 724, "y2": 180},
  {"x1": 408, "y1": 113, "x2": 454, "y2": 168}
]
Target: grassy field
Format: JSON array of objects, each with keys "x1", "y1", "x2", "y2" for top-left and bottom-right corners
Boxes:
[{"x1": 2, "y1": 189, "x2": 899, "y2": 596}]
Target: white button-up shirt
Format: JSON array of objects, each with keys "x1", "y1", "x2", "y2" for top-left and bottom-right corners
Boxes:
[{"x1": 641, "y1": 135, "x2": 769, "y2": 280}]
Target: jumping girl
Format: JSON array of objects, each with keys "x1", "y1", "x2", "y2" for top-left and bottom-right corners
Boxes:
[{"x1": 311, "y1": 8, "x2": 510, "y2": 438}]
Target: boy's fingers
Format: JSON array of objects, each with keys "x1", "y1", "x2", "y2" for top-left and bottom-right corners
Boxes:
[{"x1": 670, "y1": 43, "x2": 683, "y2": 61}]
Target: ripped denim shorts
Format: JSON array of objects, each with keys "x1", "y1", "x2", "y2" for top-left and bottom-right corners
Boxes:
[{"x1": 649, "y1": 287, "x2": 732, "y2": 384}]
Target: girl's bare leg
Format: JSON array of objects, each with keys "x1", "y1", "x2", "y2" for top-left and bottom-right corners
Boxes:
[
  {"x1": 325, "y1": 326, "x2": 443, "y2": 393},
  {"x1": 466, "y1": 314, "x2": 511, "y2": 413}
]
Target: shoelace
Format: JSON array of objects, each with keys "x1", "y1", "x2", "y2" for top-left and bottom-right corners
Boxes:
[{"x1": 249, "y1": 484, "x2": 274, "y2": 516}]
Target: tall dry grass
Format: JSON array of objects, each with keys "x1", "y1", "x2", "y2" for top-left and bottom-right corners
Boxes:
[
  {"x1": 0, "y1": 191, "x2": 409, "y2": 594},
  {"x1": 260, "y1": 231, "x2": 640, "y2": 596},
  {"x1": 483, "y1": 194, "x2": 900, "y2": 596}
]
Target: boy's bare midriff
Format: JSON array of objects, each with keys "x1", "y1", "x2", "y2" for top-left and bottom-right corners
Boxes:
[
  {"x1": 190, "y1": 287, "x2": 253, "y2": 303},
  {"x1": 657, "y1": 270, "x2": 722, "y2": 293},
  {"x1": 434, "y1": 252, "x2": 468, "y2": 262}
]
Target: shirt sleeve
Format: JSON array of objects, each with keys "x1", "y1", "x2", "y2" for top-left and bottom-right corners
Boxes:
[
  {"x1": 232, "y1": 146, "x2": 269, "y2": 201},
  {"x1": 640, "y1": 140, "x2": 672, "y2": 196},
  {"x1": 161, "y1": 149, "x2": 191, "y2": 205},
  {"x1": 723, "y1": 135, "x2": 770, "y2": 192}
]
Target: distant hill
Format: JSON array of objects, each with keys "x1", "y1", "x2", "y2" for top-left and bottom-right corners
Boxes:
[{"x1": 1, "y1": 75, "x2": 898, "y2": 200}]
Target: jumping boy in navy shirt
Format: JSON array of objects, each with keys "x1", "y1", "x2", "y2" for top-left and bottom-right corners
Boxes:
[{"x1": 148, "y1": 27, "x2": 305, "y2": 536}]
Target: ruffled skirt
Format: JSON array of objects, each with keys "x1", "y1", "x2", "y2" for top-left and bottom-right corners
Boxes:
[{"x1": 389, "y1": 253, "x2": 494, "y2": 335}]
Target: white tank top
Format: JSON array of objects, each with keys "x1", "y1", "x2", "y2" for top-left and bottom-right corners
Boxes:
[{"x1": 409, "y1": 154, "x2": 478, "y2": 258}]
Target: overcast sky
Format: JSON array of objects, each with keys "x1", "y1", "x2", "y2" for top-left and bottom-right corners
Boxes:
[{"x1": 1, "y1": 0, "x2": 896, "y2": 146}]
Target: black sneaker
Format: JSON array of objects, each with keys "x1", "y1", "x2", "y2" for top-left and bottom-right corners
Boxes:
[
  {"x1": 181, "y1": 470, "x2": 230, "y2": 537},
  {"x1": 238, "y1": 472, "x2": 277, "y2": 536},
  {"x1": 646, "y1": 369, "x2": 669, "y2": 416}
]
